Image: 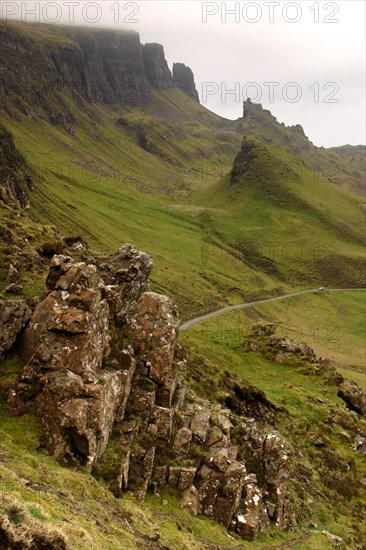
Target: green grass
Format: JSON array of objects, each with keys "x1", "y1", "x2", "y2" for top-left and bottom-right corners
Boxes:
[{"x1": 3, "y1": 101, "x2": 365, "y2": 321}]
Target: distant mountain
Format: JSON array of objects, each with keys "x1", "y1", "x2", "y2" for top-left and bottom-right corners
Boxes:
[{"x1": 235, "y1": 100, "x2": 365, "y2": 196}]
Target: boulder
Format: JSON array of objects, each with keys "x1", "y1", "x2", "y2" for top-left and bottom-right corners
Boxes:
[
  {"x1": 196, "y1": 464, "x2": 223, "y2": 517},
  {"x1": 151, "y1": 466, "x2": 167, "y2": 491},
  {"x1": 168, "y1": 466, "x2": 181, "y2": 488},
  {"x1": 128, "y1": 445, "x2": 156, "y2": 501},
  {"x1": 178, "y1": 467, "x2": 197, "y2": 491},
  {"x1": 214, "y1": 461, "x2": 247, "y2": 528},
  {"x1": 0, "y1": 299, "x2": 32, "y2": 359},
  {"x1": 148, "y1": 406, "x2": 174, "y2": 441},
  {"x1": 98, "y1": 244, "x2": 153, "y2": 319},
  {"x1": 207, "y1": 448, "x2": 229, "y2": 472},
  {"x1": 6, "y1": 264, "x2": 20, "y2": 284},
  {"x1": 38, "y1": 370, "x2": 127, "y2": 466},
  {"x1": 234, "y1": 478, "x2": 269, "y2": 541},
  {"x1": 321, "y1": 530, "x2": 343, "y2": 547},
  {"x1": 207, "y1": 426, "x2": 225, "y2": 447}
]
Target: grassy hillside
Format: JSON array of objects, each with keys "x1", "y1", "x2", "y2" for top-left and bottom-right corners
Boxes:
[
  {"x1": 0, "y1": 21, "x2": 365, "y2": 550},
  {"x1": 2, "y1": 95, "x2": 365, "y2": 318},
  {"x1": 235, "y1": 101, "x2": 366, "y2": 197},
  {"x1": 192, "y1": 136, "x2": 365, "y2": 289}
]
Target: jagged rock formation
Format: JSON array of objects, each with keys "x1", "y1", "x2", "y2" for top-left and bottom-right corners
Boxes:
[
  {"x1": 6, "y1": 246, "x2": 296, "y2": 541},
  {"x1": 0, "y1": 300, "x2": 32, "y2": 360},
  {"x1": 173, "y1": 63, "x2": 199, "y2": 102},
  {"x1": 230, "y1": 137, "x2": 259, "y2": 185},
  {"x1": 0, "y1": 22, "x2": 199, "y2": 122},
  {"x1": 0, "y1": 125, "x2": 33, "y2": 208},
  {"x1": 291, "y1": 124, "x2": 307, "y2": 137}
]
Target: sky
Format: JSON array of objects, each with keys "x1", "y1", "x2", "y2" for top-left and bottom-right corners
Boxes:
[{"x1": 3, "y1": 0, "x2": 365, "y2": 147}]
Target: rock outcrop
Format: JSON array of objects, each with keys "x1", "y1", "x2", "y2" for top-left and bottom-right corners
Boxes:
[
  {"x1": 6, "y1": 246, "x2": 296, "y2": 541},
  {"x1": 143, "y1": 43, "x2": 175, "y2": 90},
  {"x1": 230, "y1": 137, "x2": 259, "y2": 185},
  {"x1": 0, "y1": 124, "x2": 33, "y2": 208},
  {"x1": 173, "y1": 63, "x2": 199, "y2": 102},
  {"x1": 0, "y1": 299, "x2": 32, "y2": 360},
  {"x1": 243, "y1": 323, "x2": 319, "y2": 364}
]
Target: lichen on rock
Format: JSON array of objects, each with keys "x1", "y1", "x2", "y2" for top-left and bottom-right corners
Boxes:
[{"x1": 6, "y1": 245, "x2": 297, "y2": 541}]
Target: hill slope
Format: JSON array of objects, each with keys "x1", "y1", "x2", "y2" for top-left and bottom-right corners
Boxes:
[{"x1": 0, "y1": 22, "x2": 365, "y2": 319}]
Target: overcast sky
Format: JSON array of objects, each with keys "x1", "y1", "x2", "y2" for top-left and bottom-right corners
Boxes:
[{"x1": 4, "y1": 1, "x2": 365, "y2": 147}]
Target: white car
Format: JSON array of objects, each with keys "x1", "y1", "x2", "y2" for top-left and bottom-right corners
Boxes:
[{"x1": 318, "y1": 287, "x2": 326, "y2": 291}]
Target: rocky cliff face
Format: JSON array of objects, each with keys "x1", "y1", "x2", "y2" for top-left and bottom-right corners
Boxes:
[
  {"x1": 143, "y1": 43, "x2": 175, "y2": 89},
  {"x1": 5, "y1": 245, "x2": 296, "y2": 542},
  {"x1": 0, "y1": 22, "x2": 199, "y2": 122},
  {"x1": 173, "y1": 63, "x2": 200, "y2": 102},
  {"x1": 230, "y1": 137, "x2": 259, "y2": 185},
  {"x1": 0, "y1": 125, "x2": 33, "y2": 208}
]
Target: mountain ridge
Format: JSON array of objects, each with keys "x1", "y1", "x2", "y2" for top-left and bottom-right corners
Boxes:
[{"x1": 0, "y1": 21, "x2": 199, "y2": 122}]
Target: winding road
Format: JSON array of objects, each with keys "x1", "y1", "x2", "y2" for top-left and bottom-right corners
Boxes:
[{"x1": 180, "y1": 288, "x2": 366, "y2": 331}]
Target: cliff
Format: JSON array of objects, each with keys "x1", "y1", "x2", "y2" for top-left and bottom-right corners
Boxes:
[
  {"x1": 143, "y1": 43, "x2": 175, "y2": 89},
  {"x1": 173, "y1": 62, "x2": 200, "y2": 102},
  {"x1": 0, "y1": 22, "x2": 199, "y2": 122}
]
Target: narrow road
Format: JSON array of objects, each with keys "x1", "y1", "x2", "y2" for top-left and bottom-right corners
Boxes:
[{"x1": 180, "y1": 288, "x2": 366, "y2": 331}]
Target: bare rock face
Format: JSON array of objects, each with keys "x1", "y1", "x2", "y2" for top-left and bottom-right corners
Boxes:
[
  {"x1": 234, "y1": 474, "x2": 270, "y2": 541},
  {"x1": 0, "y1": 299, "x2": 32, "y2": 360},
  {"x1": 98, "y1": 243, "x2": 153, "y2": 309},
  {"x1": 181, "y1": 485, "x2": 199, "y2": 515},
  {"x1": 0, "y1": 23, "x2": 200, "y2": 125},
  {"x1": 172, "y1": 63, "x2": 199, "y2": 102},
  {"x1": 143, "y1": 43, "x2": 175, "y2": 90},
  {"x1": 8, "y1": 255, "x2": 127, "y2": 466},
  {"x1": 7, "y1": 245, "x2": 296, "y2": 542},
  {"x1": 0, "y1": 124, "x2": 33, "y2": 208},
  {"x1": 124, "y1": 291, "x2": 179, "y2": 385},
  {"x1": 230, "y1": 137, "x2": 259, "y2": 185},
  {"x1": 173, "y1": 427, "x2": 192, "y2": 458},
  {"x1": 238, "y1": 421, "x2": 296, "y2": 532}
]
